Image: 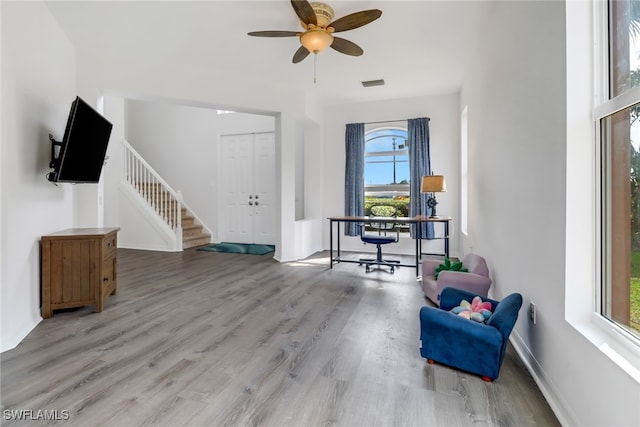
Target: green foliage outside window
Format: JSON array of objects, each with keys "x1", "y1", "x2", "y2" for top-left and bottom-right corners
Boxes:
[{"x1": 364, "y1": 197, "x2": 410, "y2": 217}]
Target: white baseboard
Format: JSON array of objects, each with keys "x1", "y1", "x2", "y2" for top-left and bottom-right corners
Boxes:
[
  {"x1": 509, "y1": 330, "x2": 577, "y2": 427},
  {"x1": 1, "y1": 319, "x2": 40, "y2": 353}
]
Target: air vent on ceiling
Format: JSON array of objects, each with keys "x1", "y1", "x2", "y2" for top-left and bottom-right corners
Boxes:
[{"x1": 362, "y1": 79, "x2": 385, "y2": 87}]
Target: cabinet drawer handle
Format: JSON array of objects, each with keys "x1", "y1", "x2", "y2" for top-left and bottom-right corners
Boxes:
[{"x1": 103, "y1": 277, "x2": 109, "y2": 282}]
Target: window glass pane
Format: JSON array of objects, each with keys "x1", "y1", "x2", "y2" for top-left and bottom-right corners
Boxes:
[
  {"x1": 601, "y1": 101, "x2": 640, "y2": 337},
  {"x1": 364, "y1": 158, "x2": 409, "y2": 185},
  {"x1": 365, "y1": 129, "x2": 408, "y2": 153},
  {"x1": 609, "y1": 0, "x2": 640, "y2": 97},
  {"x1": 364, "y1": 129, "x2": 410, "y2": 186}
]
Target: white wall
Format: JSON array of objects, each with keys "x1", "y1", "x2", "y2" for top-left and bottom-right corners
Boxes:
[
  {"x1": 125, "y1": 100, "x2": 275, "y2": 243},
  {"x1": 1, "y1": 2, "x2": 77, "y2": 351},
  {"x1": 461, "y1": 1, "x2": 639, "y2": 426},
  {"x1": 291, "y1": 118, "x2": 325, "y2": 259},
  {"x1": 321, "y1": 93, "x2": 460, "y2": 257}
]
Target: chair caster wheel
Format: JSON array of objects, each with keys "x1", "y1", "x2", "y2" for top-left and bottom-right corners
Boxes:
[
  {"x1": 365, "y1": 265, "x2": 371, "y2": 273},
  {"x1": 390, "y1": 266, "x2": 395, "y2": 274}
]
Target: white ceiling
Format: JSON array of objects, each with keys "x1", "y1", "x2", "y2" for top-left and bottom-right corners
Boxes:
[{"x1": 45, "y1": 1, "x2": 493, "y2": 106}]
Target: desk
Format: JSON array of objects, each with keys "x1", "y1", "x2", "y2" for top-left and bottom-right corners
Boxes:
[{"x1": 328, "y1": 216, "x2": 451, "y2": 274}]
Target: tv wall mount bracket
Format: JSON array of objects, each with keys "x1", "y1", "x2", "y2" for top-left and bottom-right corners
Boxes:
[{"x1": 48, "y1": 133, "x2": 62, "y2": 169}]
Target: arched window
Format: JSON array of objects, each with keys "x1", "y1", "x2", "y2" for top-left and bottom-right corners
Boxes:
[{"x1": 364, "y1": 127, "x2": 410, "y2": 220}]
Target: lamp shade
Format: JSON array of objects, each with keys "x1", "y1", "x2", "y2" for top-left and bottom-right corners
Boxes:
[
  {"x1": 421, "y1": 175, "x2": 447, "y2": 193},
  {"x1": 300, "y1": 29, "x2": 334, "y2": 53}
]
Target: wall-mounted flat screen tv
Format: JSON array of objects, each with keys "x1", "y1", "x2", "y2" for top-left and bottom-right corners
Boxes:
[{"x1": 47, "y1": 96, "x2": 113, "y2": 183}]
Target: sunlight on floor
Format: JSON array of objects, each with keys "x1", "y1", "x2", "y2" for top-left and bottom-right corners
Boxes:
[{"x1": 285, "y1": 257, "x2": 331, "y2": 267}]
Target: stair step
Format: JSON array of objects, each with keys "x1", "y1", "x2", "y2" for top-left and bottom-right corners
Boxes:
[
  {"x1": 165, "y1": 214, "x2": 195, "y2": 229},
  {"x1": 183, "y1": 224, "x2": 203, "y2": 237},
  {"x1": 183, "y1": 233, "x2": 211, "y2": 249}
]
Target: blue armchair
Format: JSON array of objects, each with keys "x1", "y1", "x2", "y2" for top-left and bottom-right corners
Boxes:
[{"x1": 419, "y1": 287, "x2": 523, "y2": 381}]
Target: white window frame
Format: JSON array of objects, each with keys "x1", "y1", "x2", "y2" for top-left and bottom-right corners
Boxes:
[{"x1": 589, "y1": 0, "x2": 640, "y2": 376}]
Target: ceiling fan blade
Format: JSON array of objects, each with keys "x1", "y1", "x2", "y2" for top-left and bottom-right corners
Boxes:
[
  {"x1": 329, "y1": 9, "x2": 382, "y2": 32},
  {"x1": 291, "y1": 0, "x2": 317, "y2": 26},
  {"x1": 330, "y1": 37, "x2": 364, "y2": 56},
  {"x1": 248, "y1": 30, "x2": 300, "y2": 37},
  {"x1": 292, "y1": 45, "x2": 311, "y2": 63}
]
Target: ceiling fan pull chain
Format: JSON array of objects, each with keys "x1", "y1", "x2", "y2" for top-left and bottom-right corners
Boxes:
[{"x1": 314, "y1": 53, "x2": 317, "y2": 84}]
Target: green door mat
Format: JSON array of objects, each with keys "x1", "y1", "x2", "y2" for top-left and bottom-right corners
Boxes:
[{"x1": 198, "y1": 242, "x2": 275, "y2": 255}]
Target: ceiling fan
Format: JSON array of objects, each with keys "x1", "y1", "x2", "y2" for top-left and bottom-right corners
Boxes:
[{"x1": 248, "y1": 1, "x2": 382, "y2": 64}]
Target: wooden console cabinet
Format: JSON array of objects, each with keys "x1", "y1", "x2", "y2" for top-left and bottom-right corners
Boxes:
[{"x1": 41, "y1": 227, "x2": 119, "y2": 318}]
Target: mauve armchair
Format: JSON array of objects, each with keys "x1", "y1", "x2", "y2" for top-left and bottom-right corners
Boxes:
[
  {"x1": 419, "y1": 287, "x2": 523, "y2": 381},
  {"x1": 421, "y1": 253, "x2": 492, "y2": 306}
]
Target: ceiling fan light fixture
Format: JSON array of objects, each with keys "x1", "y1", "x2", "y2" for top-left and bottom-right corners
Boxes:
[
  {"x1": 248, "y1": 1, "x2": 382, "y2": 65},
  {"x1": 310, "y1": 2, "x2": 334, "y2": 27},
  {"x1": 300, "y1": 29, "x2": 334, "y2": 53}
]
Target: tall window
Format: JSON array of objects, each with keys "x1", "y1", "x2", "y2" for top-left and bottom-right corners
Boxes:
[
  {"x1": 364, "y1": 128, "x2": 410, "y2": 220},
  {"x1": 598, "y1": 0, "x2": 640, "y2": 338}
]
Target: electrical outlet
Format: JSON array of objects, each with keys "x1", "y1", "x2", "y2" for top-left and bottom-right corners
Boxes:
[{"x1": 529, "y1": 302, "x2": 537, "y2": 325}]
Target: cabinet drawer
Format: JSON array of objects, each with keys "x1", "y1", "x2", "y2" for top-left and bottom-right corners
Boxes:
[
  {"x1": 103, "y1": 233, "x2": 117, "y2": 255},
  {"x1": 102, "y1": 256, "x2": 115, "y2": 283},
  {"x1": 101, "y1": 255, "x2": 116, "y2": 296}
]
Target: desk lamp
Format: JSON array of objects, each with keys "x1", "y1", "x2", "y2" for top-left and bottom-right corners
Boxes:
[{"x1": 421, "y1": 174, "x2": 447, "y2": 218}]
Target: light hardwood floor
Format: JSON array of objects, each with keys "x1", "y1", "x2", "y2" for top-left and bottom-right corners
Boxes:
[{"x1": 1, "y1": 248, "x2": 560, "y2": 427}]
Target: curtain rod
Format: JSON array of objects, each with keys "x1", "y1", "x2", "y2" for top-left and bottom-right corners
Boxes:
[{"x1": 361, "y1": 117, "x2": 430, "y2": 125}]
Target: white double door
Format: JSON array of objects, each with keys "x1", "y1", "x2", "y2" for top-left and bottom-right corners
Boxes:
[{"x1": 220, "y1": 132, "x2": 276, "y2": 245}]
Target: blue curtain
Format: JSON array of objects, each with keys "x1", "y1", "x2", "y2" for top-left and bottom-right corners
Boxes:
[
  {"x1": 409, "y1": 118, "x2": 434, "y2": 239},
  {"x1": 344, "y1": 123, "x2": 365, "y2": 236}
]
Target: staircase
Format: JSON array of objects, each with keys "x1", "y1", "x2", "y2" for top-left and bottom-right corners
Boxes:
[
  {"x1": 140, "y1": 184, "x2": 212, "y2": 249},
  {"x1": 179, "y1": 208, "x2": 210, "y2": 249},
  {"x1": 123, "y1": 140, "x2": 212, "y2": 251}
]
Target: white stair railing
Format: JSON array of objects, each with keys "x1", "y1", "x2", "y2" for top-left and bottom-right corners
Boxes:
[{"x1": 121, "y1": 140, "x2": 183, "y2": 250}]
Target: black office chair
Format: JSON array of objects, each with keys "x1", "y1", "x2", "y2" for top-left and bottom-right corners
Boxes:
[{"x1": 359, "y1": 205, "x2": 400, "y2": 273}]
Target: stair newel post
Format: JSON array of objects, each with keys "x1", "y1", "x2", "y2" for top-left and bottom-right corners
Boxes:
[{"x1": 176, "y1": 190, "x2": 183, "y2": 251}]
